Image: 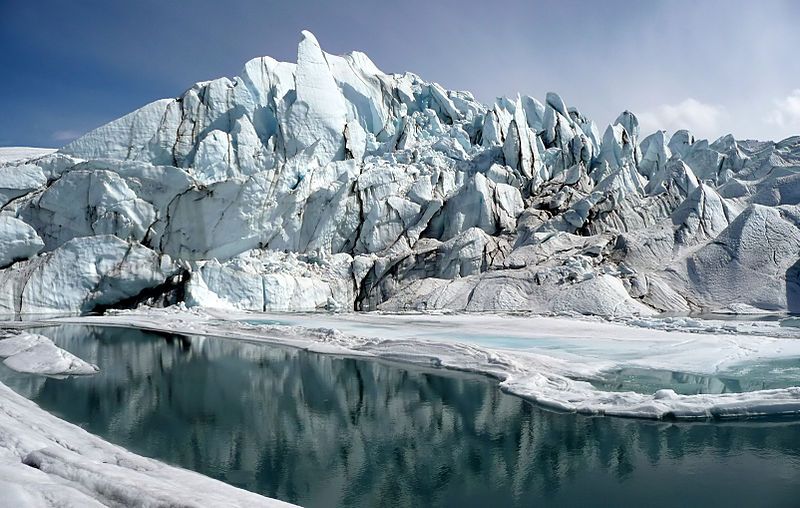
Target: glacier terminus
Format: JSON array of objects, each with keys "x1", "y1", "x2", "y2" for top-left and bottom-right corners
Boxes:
[
  {"x1": 1, "y1": 27, "x2": 800, "y2": 508},
  {"x1": 0, "y1": 30, "x2": 798, "y2": 317}
]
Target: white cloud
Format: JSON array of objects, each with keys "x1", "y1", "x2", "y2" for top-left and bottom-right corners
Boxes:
[
  {"x1": 637, "y1": 98, "x2": 727, "y2": 140},
  {"x1": 51, "y1": 130, "x2": 82, "y2": 142},
  {"x1": 765, "y1": 89, "x2": 800, "y2": 129}
]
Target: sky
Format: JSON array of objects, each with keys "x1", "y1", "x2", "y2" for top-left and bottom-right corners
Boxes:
[{"x1": 2, "y1": 0, "x2": 800, "y2": 147}]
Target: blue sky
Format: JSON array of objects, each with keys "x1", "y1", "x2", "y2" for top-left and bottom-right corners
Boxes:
[{"x1": 2, "y1": 0, "x2": 800, "y2": 147}]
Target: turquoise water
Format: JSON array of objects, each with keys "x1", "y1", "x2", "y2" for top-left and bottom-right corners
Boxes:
[
  {"x1": 591, "y1": 358, "x2": 800, "y2": 395},
  {"x1": 1, "y1": 324, "x2": 799, "y2": 507}
]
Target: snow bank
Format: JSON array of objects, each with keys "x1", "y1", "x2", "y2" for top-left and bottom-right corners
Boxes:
[{"x1": 0, "y1": 381, "x2": 295, "y2": 507}]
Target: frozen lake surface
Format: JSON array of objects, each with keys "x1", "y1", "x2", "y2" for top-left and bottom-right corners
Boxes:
[{"x1": 2, "y1": 324, "x2": 799, "y2": 507}]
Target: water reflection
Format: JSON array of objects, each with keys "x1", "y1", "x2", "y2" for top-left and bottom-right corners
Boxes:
[
  {"x1": 1, "y1": 325, "x2": 799, "y2": 507},
  {"x1": 591, "y1": 362, "x2": 800, "y2": 395}
]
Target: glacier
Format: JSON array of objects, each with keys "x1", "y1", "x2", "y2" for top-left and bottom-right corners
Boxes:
[
  {"x1": 2, "y1": 30, "x2": 800, "y2": 502},
  {"x1": 1, "y1": 30, "x2": 798, "y2": 316}
]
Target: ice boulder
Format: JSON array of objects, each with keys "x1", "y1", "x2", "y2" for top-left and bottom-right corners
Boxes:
[
  {"x1": 0, "y1": 333, "x2": 98, "y2": 375},
  {"x1": 186, "y1": 250, "x2": 353, "y2": 311},
  {"x1": 0, "y1": 216, "x2": 44, "y2": 267},
  {"x1": 0, "y1": 164, "x2": 47, "y2": 207},
  {"x1": 20, "y1": 169, "x2": 156, "y2": 251},
  {"x1": 0, "y1": 236, "x2": 178, "y2": 314},
  {"x1": 430, "y1": 172, "x2": 524, "y2": 241}
]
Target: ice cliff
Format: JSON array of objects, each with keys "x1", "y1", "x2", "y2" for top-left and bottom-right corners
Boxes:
[{"x1": 2, "y1": 31, "x2": 799, "y2": 316}]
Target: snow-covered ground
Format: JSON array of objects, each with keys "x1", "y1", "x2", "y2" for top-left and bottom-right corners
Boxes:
[
  {"x1": 44, "y1": 308, "x2": 800, "y2": 420},
  {"x1": 0, "y1": 380, "x2": 295, "y2": 507},
  {"x1": 0, "y1": 321, "x2": 295, "y2": 507},
  {"x1": 222, "y1": 311, "x2": 800, "y2": 374},
  {"x1": 0, "y1": 147, "x2": 56, "y2": 163}
]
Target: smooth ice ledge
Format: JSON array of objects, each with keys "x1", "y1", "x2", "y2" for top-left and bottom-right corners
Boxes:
[
  {"x1": 0, "y1": 147, "x2": 57, "y2": 164},
  {"x1": 0, "y1": 333, "x2": 98, "y2": 376}
]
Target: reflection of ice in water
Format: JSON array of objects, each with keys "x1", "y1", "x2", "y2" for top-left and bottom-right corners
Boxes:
[
  {"x1": 779, "y1": 316, "x2": 800, "y2": 328},
  {"x1": 2, "y1": 323, "x2": 800, "y2": 507},
  {"x1": 241, "y1": 319, "x2": 290, "y2": 327},
  {"x1": 592, "y1": 368, "x2": 741, "y2": 395}
]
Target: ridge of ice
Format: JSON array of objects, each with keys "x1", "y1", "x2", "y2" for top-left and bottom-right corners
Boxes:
[{"x1": 0, "y1": 30, "x2": 798, "y2": 315}]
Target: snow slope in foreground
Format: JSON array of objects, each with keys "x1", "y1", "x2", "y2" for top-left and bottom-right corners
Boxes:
[
  {"x1": 51, "y1": 308, "x2": 800, "y2": 420},
  {"x1": 0, "y1": 383, "x2": 294, "y2": 507}
]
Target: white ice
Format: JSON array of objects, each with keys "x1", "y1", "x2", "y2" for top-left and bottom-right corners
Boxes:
[
  {"x1": 0, "y1": 147, "x2": 57, "y2": 164},
  {"x1": 0, "y1": 333, "x2": 98, "y2": 376},
  {"x1": 0, "y1": 381, "x2": 295, "y2": 507}
]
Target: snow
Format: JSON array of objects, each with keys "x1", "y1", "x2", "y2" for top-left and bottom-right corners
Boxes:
[
  {"x1": 0, "y1": 382, "x2": 295, "y2": 507},
  {"x1": 0, "y1": 333, "x2": 98, "y2": 375},
  {"x1": 0, "y1": 147, "x2": 56, "y2": 164},
  {"x1": 45, "y1": 308, "x2": 800, "y2": 420}
]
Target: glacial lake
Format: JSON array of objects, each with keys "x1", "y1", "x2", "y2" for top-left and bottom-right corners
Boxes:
[{"x1": 1, "y1": 324, "x2": 799, "y2": 507}]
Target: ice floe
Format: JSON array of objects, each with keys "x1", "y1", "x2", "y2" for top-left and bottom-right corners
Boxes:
[{"x1": 0, "y1": 333, "x2": 97, "y2": 376}]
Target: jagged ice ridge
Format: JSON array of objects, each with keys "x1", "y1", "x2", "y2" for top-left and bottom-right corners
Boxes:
[{"x1": 1, "y1": 30, "x2": 799, "y2": 316}]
